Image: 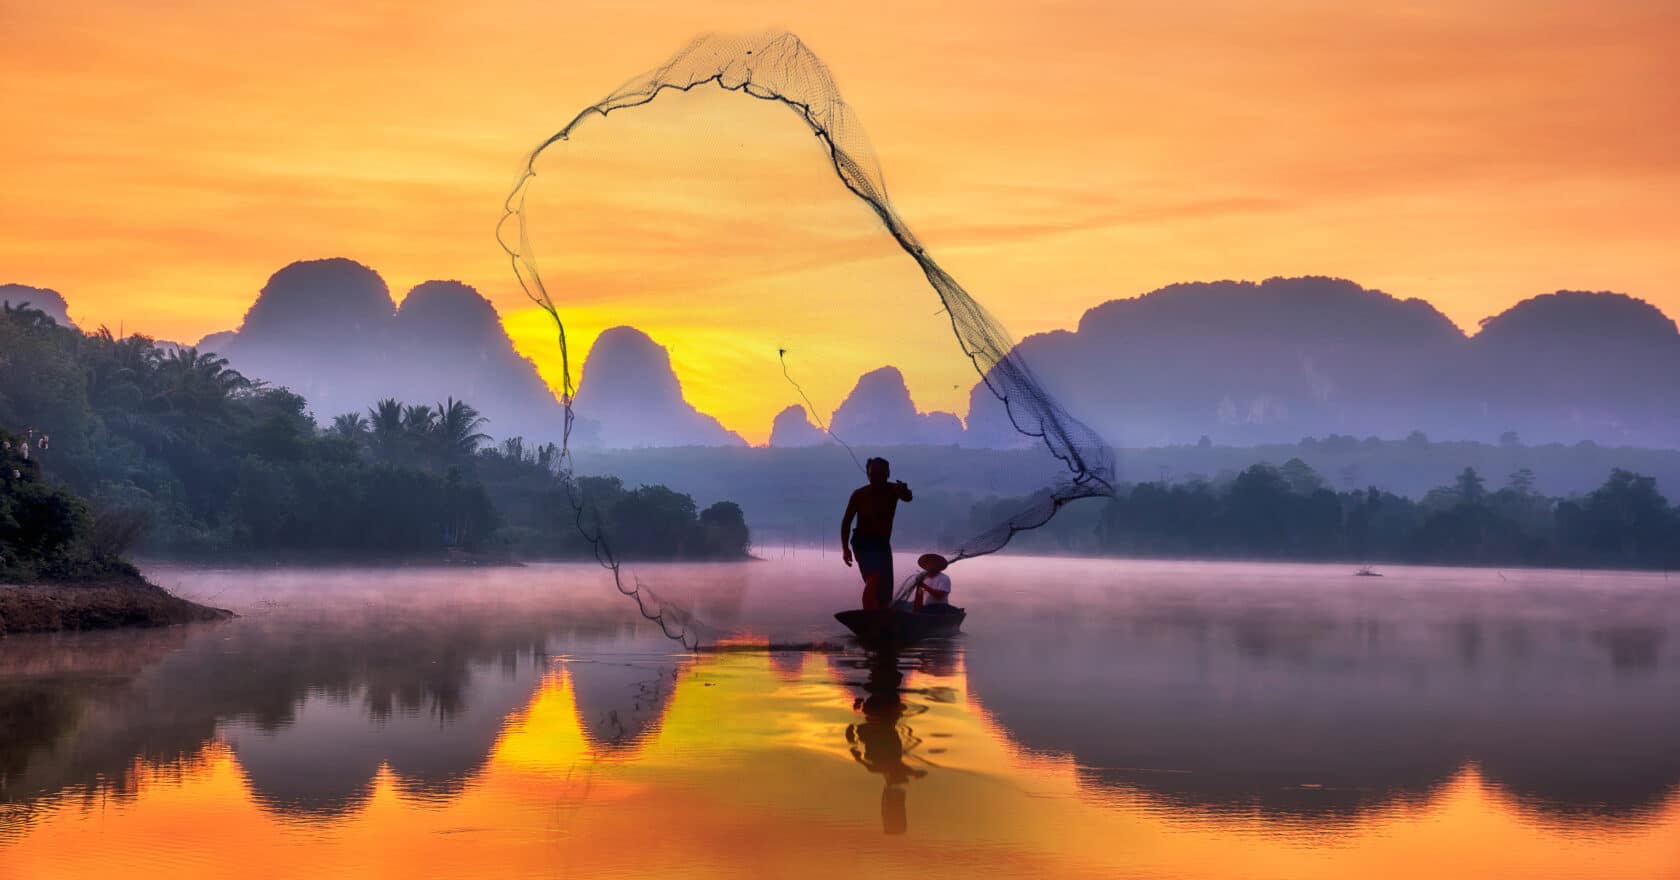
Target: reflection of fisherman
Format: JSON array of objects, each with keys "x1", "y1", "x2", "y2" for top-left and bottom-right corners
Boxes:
[
  {"x1": 841, "y1": 457, "x2": 913, "y2": 610},
  {"x1": 845, "y1": 651, "x2": 925, "y2": 834}
]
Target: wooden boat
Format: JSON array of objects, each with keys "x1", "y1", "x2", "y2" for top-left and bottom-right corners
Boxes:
[{"x1": 835, "y1": 607, "x2": 965, "y2": 648}]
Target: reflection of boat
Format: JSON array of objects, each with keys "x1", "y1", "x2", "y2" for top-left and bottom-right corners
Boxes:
[{"x1": 835, "y1": 608, "x2": 965, "y2": 648}]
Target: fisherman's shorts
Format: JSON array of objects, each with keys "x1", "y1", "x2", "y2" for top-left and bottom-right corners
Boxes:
[{"x1": 851, "y1": 535, "x2": 894, "y2": 609}]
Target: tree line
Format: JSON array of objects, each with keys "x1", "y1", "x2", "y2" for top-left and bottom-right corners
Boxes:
[
  {"x1": 0, "y1": 303, "x2": 749, "y2": 574},
  {"x1": 981, "y1": 458, "x2": 1680, "y2": 569}
]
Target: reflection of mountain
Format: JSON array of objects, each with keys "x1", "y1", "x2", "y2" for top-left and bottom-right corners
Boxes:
[
  {"x1": 204, "y1": 259, "x2": 569, "y2": 443},
  {"x1": 572, "y1": 326, "x2": 746, "y2": 448},
  {"x1": 767, "y1": 649, "x2": 808, "y2": 681},
  {"x1": 0, "y1": 597, "x2": 634, "y2": 826},
  {"x1": 226, "y1": 662, "x2": 539, "y2": 817},
  {"x1": 564, "y1": 657, "x2": 686, "y2": 754},
  {"x1": 8, "y1": 560, "x2": 1679, "y2": 843},
  {"x1": 965, "y1": 279, "x2": 1680, "y2": 448},
  {"x1": 963, "y1": 609, "x2": 1680, "y2": 819}
]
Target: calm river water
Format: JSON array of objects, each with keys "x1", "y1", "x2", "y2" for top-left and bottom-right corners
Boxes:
[{"x1": 2, "y1": 556, "x2": 1677, "y2": 879}]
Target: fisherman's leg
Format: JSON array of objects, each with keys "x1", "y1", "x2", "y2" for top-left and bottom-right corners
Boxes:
[
  {"x1": 858, "y1": 558, "x2": 885, "y2": 609},
  {"x1": 874, "y1": 548, "x2": 895, "y2": 608},
  {"x1": 852, "y1": 538, "x2": 889, "y2": 609}
]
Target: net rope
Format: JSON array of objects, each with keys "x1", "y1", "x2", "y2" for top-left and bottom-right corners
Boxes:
[
  {"x1": 498, "y1": 31, "x2": 1116, "y2": 645},
  {"x1": 778, "y1": 349, "x2": 865, "y2": 474}
]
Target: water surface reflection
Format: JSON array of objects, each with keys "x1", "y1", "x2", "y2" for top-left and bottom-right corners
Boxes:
[{"x1": 1, "y1": 559, "x2": 1676, "y2": 879}]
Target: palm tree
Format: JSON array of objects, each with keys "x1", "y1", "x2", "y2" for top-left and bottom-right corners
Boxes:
[
  {"x1": 536, "y1": 442, "x2": 562, "y2": 474},
  {"x1": 368, "y1": 398, "x2": 406, "y2": 461},
  {"x1": 82, "y1": 327, "x2": 150, "y2": 415},
  {"x1": 402, "y1": 403, "x2": 438, "y2": 436},
  {"x1": 435, "y1": 397, "x2": 490, "y2": 459},
  {"x1": 157, "y1": 347, "x2": 250, "y2": 427},
  {"x1": 78, "y1": 329, "x2": 180, "y2": 450},
  {"x1": 2, "y1": 301, "x2": 60, "y2": 331},
  {"x1": 331, "y1": 412, "x2": 369, "y2": 440},
  {"x1": 163, "y1": 347, "x2": 248, "y2": 393},
  {"x1": 369, "y1": 399, "x2": 404, "y2": 434}
]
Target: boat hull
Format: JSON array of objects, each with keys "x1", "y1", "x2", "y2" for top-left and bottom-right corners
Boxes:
[{"x1": 835, "y1": 608, "x2": 965, "y2": 648}]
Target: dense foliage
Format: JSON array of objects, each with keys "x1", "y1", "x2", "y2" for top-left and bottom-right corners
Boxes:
[
  {"x1": 985, "y1": 459, "x2": 1680, "y2": 568},
  {"x1": 0, "y1": 305, "x2": 749, "y2": 563},
  {"x1": 569, "y1": 437, "x2": 1680, "y2": 554},
  {"x1": 0, "y1": 427, "x2": 137, "y2": 580},
  {"x1": 7, "y1": 301, "x2": 1671, "y2": 570}
]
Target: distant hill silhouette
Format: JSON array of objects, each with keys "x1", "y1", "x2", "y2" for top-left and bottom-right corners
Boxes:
[
  {"x1": 768, "y1": 404, "x2": 830, "y2": 447},
  {"x1": 205, "y1": 259, "x2": 568, "y2": 443},
  {"x1": 197, "y1": 329, "x2": 238, "y2": 355},
  {"x1": 234, "y1": 258, "x2": 393, "y2": 346},
  {"x1": 15, "y1": 268, "x2": 1677, "y2": 450},
  {"x1": 0, "y1": 283, "x2": 75, "y2": 328},
  {"x1": 829, "y1": 366, "x2": 964, "y2": 446},
  {"x1": 1457, "y1": 291, "x2": 1680, "y2": 446},
  {"x1": 966, "y1": 278, "x2": 1680, "y2": 449},
  {"x1": 571, "y1": 326, "x2": 746, "y2": 448}
]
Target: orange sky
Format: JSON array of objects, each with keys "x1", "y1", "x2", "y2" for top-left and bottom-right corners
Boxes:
[{"x1": 3, "y1": 0, "x2": 1677, "y2": 441}]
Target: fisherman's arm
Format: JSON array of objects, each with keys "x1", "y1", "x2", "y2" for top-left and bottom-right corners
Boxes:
[{"x1": 895, "y1": 480, "x2": 913, "y2": 502}]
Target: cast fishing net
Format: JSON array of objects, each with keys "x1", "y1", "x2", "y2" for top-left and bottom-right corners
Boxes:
[{"x1": 498, "y1": 31, "x2": 1116, "y2": 646}]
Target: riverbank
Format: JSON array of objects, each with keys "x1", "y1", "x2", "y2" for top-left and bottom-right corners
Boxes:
[{"x1": 0, "y1": 574, "x2": 233, "y2": 635}]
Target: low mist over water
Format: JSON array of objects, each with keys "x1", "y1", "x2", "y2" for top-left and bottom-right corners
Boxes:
[{"x1": 3, "y1": 558, "x2": 1675, "y2": 878}]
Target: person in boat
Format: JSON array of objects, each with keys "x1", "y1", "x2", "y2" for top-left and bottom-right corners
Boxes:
[
  {"x1": 841, "y1": 457, "x2": 913, "y2": 610},
  {"x1": 911, "y1": 553, "x2": 960, "y2": 615}
]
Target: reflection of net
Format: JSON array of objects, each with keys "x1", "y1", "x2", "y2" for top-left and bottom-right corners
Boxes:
[{"x1": 499, "y1": 32, "x2": 1115, "y2": 643}]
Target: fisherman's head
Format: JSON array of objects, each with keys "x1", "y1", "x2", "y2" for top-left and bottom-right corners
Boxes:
[
  {"x1": 866, "y1": 457, "x2": 890, "y2": 485},
  {"x1": 917, "y1": 553, "x2": 948, "y2": 574}
]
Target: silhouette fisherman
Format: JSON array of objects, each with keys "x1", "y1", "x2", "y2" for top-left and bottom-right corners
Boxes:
[{"x1": 841, "y1": 457, "x2": 913, "y2": 610}]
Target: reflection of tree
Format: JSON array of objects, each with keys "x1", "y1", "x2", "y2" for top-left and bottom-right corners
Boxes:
[
  {"x1": 0, "y1": 688, "x2": 83, "y2": 797},
  {"x1": 1, "y1": 627, "x2": 199, "y2": 817},
  {"x1": 1593, "y1": 626, "x2": 1665, "y2": 671},
  {"x1": 1230, "y1": 615, "x2": 1338, "y2": 660},
  {"x1": 0, "y1": 604, "x2": 639, "y2": 830},
  {"x1": 963, "y1": 603, "x2": 1680, "y2": 823}
]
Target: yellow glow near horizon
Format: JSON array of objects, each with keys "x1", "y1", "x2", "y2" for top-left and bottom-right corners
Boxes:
[{"x1": 3, "y1": 1, "x2": 1677, "y2": 442}]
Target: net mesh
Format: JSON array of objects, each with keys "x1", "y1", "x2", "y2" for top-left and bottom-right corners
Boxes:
[{"x1": 498, "y1": 31, "x2": 1116, "y2": 643}]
